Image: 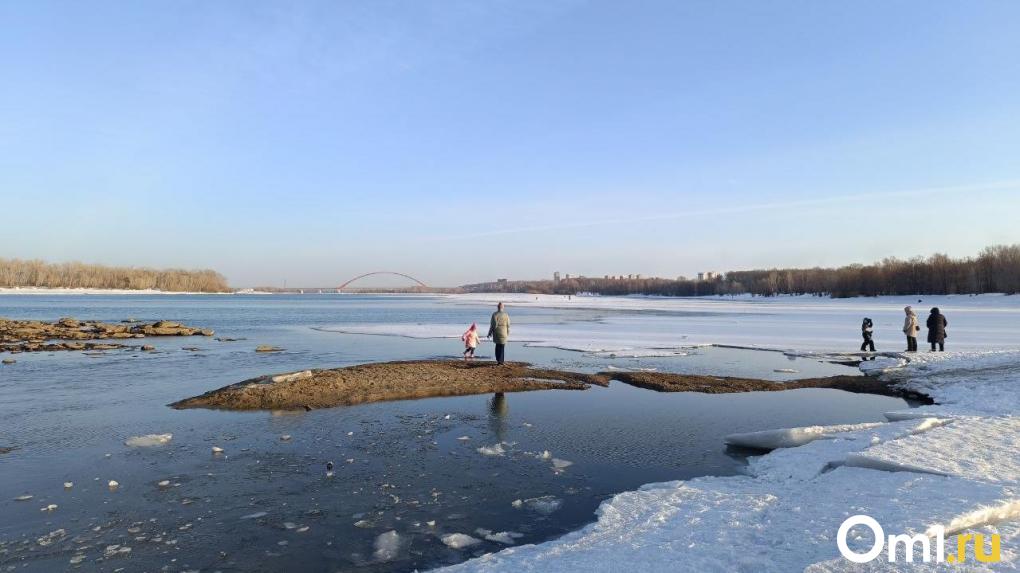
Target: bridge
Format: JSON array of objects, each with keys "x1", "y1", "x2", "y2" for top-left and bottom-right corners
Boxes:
[{"x1": 337, "y1": 271, "x2": 429, "y2": 291}]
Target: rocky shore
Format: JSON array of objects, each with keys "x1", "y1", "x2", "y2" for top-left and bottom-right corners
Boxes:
[
  {"x1": 0, "y1": 317, "x2": 214, "y2": 354},
  {"x1": 171, "y1": 359, "x2": 928, "y2": 412}
]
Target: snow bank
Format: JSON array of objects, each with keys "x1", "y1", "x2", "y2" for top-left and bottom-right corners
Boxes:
[{"x1": 439, "y1": 351, "x2": 1020, "y2": 572}]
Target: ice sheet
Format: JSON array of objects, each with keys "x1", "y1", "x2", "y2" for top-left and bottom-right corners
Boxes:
[{"x1": 322, "y1": 293, "x2": 1020, "y2": 355}]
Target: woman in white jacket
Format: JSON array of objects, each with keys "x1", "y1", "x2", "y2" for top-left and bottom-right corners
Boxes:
[{"x1": 902, "y1": 306, "x2": 920, "y2": 352}]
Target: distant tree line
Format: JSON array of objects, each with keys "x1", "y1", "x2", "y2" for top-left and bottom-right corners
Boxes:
[
  {"x1": 462, "y1": 245, "x2": 1020, "y2": 298},
  {"x1": 0, "y1": 258, "x2": 230, "y2": 293}
]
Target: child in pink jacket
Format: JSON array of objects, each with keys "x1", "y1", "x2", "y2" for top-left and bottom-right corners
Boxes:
[{"x1": 461, "y1": 323, "x2": 479, "y2": 360}]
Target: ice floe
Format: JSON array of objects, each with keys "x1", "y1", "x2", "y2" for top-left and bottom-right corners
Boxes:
[
  {"x1": 442, "y1": 533, "x2": 482, "y2": 549},
  {"x1": 373, "y1": 530, "x2": 404, "y2": 561},
  {"x1": 124, "y1": 433, "x2": 173, "y2": 447},
  {"x1": 477, "y1": 443, "x2": 506, "y2": 456},
  {"x1": 476, "y1": 529, "x2": 524, "y2": 545}
]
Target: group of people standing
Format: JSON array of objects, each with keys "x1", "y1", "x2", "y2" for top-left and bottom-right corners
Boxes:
[
  {"x1": 861, "y1": 306, "x2": 948, "y2": 353},
  {"x1": 461, "y1": 302, "x2": 511, "y2": 364}
]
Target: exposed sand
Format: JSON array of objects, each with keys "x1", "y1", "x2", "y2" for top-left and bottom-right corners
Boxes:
[
  {"x1": 171, "y1": 359, "x2": 929, "y2": 412},
  {"x1": 170, "y1": 360, "x2": 608, "y2": 411}
]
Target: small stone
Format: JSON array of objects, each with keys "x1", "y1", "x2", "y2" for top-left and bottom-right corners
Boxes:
[
  {"x1": 63, "y1": 482, "x2": 73, "y2": 489},
  {"x1": 280, "y1": 435, "x2": 291, "y2": 441},
  {"x1": 40, "y1": 504, "x2": 58, "y2": 512},
  {"x1": 212, "y1": 446, "x2": 224, "y2": 454},
  {"x1": 108, "y1": 480, "x2": 120, "y2": 490},
  {"x1": 14, "y1": 495, "x2": 33, "y2": 501}
]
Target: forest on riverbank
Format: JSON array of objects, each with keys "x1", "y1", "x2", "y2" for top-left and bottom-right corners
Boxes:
[
  {"x1": 463, "y1": 245, "x2": 1020, "y2": 298},
  {"x1": 0, "y1": 258, "x2": 230, "y2": 293}
]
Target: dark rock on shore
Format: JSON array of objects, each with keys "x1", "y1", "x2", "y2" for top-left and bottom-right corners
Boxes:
[
  {"x1": 0, "y1": 317, "x2": 214, "y2": 354},
  {"x1": 255, "y1": 345, "x2": 284, "y2": 353}
]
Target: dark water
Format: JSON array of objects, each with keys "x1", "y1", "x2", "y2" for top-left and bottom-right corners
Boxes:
[{"x1": 0, "y1": 295, "x2": 910, "y2": 572}]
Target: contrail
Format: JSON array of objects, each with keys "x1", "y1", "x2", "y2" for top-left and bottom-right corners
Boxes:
[{"x1": 426, "y1": 180, "x2": 1020, "y2": 241}]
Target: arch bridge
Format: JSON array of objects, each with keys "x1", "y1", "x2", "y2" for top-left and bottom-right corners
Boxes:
[{"x1": 337, "y1": 271, "x2": 429, "y2": 291}]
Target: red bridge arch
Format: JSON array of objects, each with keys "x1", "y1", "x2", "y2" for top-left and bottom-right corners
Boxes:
[{"x1": 338, "y1": 272, "x2": 428, "y2": 290}]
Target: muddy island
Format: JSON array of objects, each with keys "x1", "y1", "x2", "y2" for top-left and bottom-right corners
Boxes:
[
  {"x1": 172, "y1": 359, "x2": 930, "y2": 412},
  {"x1": 0, "y1": 317, "x2": 214, "y2": 353},
  {"x1": 171, "y1": 360, "x2": 608, "y2": 411},
  {"x1": 604, "y1": 371, "x2": 933, "y2": 403}
]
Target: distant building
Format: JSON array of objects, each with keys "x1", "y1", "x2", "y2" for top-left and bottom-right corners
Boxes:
[
  {"x1": 565, "y1": 273, "x2": 571, "y2": 280},
  {"x1": 698, "y1": 271, "x2": 718, "y2": 281},
  {"x1": 635, "y1": 274, "x2": 642, "y2": 280},
  {"x1": 554, "y1": 272, "x2": 561, "y2": 282},
  {"x1": 497, "y1": 278, "x2": 508, "y2": 285},
  {"x1": 604, "y1": 275, "x2": 610, "y2": 280}
]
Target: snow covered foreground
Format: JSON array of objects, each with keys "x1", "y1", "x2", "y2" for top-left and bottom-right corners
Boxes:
[{"x1": 438, "y1": 351, "x2": 1020, "y2": 572}]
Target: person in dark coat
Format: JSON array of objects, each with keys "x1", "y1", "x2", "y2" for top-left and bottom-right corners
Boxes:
[
  {"x1": 926, "y1": 307, "x2": 948, "y2": 352},
  {"x1": 860, "y1": 317, "x2": 875, "y2": 352}
]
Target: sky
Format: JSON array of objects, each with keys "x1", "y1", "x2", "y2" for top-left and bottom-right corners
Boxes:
[{"x1": 2, "y1": 1, "x2": 1020, "y2": 288}]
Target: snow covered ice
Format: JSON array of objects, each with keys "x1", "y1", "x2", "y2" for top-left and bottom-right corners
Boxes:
[
  {"x1": 322, "y1": 293, "x2": 1020, "y2": 356},
  {"x1": 433, "y1": 298, "x2": 1020, "y2": 573}
]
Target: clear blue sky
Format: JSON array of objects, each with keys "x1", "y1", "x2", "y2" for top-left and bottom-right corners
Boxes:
[{"x1": 2, "y1": 1, "x2": 1020, "y2": 287}]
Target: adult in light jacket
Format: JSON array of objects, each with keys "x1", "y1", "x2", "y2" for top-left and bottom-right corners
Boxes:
[
  {"x1": 902, "y1": 306, "x2": 920, "y2": 352},
  {"x1": 487, "y1": 302, "x2": 511, "y2": 365}
]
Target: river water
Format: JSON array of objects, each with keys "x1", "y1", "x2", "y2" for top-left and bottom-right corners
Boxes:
[{"x1": 0, "y1": 294, "x2": 911, "y2": 572}]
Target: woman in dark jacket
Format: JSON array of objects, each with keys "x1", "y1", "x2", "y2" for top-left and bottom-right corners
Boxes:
[{"x1": 926, "y1": 307, "x2": 948, "y2": 352}]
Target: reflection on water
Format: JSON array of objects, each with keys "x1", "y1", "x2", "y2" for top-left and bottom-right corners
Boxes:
[
  {"x1": 488, "y1": 393, "x2": 509, "y2": 444},
  {"x1": 0, "y1": 295, "x2": 910, "y2": 572}
]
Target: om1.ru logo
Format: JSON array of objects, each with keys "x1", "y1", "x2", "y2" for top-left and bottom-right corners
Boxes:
[{"x1": 838, "y1": 515, "x2": 1000, "y2": 564}]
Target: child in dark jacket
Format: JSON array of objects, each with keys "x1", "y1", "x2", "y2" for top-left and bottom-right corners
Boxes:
[{"x1": 860, "y1": 317, "x2": 875, "y2": 352}]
